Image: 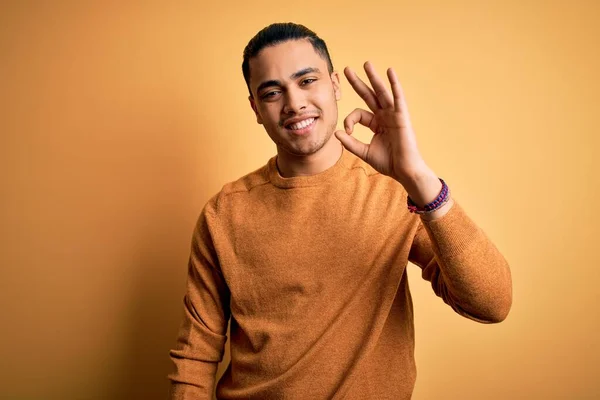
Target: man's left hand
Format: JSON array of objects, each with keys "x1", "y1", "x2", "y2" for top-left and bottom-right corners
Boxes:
[{"x1": 335, "y1": 61, "x2": 429, "y2": 186}]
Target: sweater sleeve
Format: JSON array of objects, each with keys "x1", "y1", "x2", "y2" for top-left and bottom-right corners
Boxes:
[
  {"x1": 408, "y1": 200, "x2": 512, "y2": 323},
  {"x1": 168, "y1": 205, "x2": 231, "y2": 399}
]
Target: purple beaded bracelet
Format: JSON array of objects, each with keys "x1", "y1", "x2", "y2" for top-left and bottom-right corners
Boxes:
[{"x1": 407, "y1": 178, "x2": 450, "y2": 214}]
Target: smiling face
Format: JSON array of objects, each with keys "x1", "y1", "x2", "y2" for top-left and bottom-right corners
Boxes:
[{"x1": 248, "y1": 39, "x2": 341, "y2": 158}]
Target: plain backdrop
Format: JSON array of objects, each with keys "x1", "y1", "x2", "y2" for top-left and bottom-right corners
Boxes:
[{"x1": 1, "y1": 1, "x2": 598, "y2": 399}]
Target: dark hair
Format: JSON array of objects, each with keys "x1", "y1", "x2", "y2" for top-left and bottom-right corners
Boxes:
[{"x1": 242, "y1": 22, "x2": 334, "y2": 97}]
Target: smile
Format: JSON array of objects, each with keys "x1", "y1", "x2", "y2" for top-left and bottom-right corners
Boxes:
[{"x1": 287, "y1": 117, "x2": 317, "y2": 131}]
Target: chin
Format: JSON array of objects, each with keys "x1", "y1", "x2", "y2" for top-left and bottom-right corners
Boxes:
[
  {"x1": 284, "y1": 145, "x2": 320, "y2": 157},
  {"x1": 280, "y1": 139, "x2": 322, "y2": 156},
  {"x1": 273, "y1": 124, "x2": 336, "y2": 156}
]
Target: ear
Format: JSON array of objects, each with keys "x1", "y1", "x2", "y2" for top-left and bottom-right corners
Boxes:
[
  {"x1": 331, "y1": 71, "x2": 342, "y2": 101},
  {"x1": 248, "y1": 96, "x2": 263, "y2": 124}
]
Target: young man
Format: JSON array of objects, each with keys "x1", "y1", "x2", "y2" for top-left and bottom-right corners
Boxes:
[{"x1": 168, "y1": 23, "x2": 512, "y2": 399}]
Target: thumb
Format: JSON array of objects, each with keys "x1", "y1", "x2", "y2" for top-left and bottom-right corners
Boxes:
[{"x1": 334, "y1": 129, "x2": 368, "y2": 161}]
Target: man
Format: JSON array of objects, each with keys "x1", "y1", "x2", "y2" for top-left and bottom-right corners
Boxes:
[{"x1": 168, "y1": 22, "x2": 512, "y2": 399}]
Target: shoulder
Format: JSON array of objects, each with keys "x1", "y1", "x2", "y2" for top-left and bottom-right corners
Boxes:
[
  {"x1": 204, "y1": 159, "x2": 273, "y2": 215},
  {"x1": 341, "y1": 149, "x2": 380, "y2": 178},
  {"x1": 342, "y1": 150, "x2": 407, "y2": 193}
]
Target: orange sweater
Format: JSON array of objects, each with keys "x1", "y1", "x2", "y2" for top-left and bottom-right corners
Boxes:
[{"x1": 168, "y1": 147, "x2": 512, "y2": 399}]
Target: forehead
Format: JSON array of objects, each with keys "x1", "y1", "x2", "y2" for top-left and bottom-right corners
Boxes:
[{"x1": 248, "y1": 39, "x2": 328, "y2": 88}]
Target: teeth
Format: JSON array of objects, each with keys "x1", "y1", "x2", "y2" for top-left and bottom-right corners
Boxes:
[{"x1": 289, "y1": 118, "x2": 315, "y2": 130}]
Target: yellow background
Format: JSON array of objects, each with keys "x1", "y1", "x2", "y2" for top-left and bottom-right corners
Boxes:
[{"x1": 1, "y1": 1, "x2": 598, "y2": 399}]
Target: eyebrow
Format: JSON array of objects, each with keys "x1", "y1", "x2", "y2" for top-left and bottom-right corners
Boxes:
[{"x1": 256, "y1": 67, "x2": 322, "y2": 95}]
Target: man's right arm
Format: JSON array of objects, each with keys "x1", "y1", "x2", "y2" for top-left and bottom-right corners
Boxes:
[{"x1": 168, "y1": 205, "x2": 230, "y2": 399}]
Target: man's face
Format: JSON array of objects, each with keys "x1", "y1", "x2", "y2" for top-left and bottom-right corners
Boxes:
[{"x1": 248, "y1": 39, "x2": 341, "y2": 157}]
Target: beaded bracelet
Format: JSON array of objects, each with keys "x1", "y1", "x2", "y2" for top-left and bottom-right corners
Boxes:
[{"x1": 407, "y1": 178, "x2": 450, "y2": 214}]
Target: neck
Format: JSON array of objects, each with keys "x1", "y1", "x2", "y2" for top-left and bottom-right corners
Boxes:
[{"x1": 276, "y1": 136, "x2": 343, "y2": 178}]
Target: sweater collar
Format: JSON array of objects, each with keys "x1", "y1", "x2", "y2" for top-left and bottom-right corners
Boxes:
[{"x1": 268, "y1": 146, "x2": 350, "y2": 189}]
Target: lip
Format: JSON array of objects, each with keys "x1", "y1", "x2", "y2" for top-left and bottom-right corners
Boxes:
[
  {"x1": 285, "y1": 117, "x2": 318, "y2": 136},
  {"x1": 283, "y1": 114, "x2": 320, "y2": 127}
]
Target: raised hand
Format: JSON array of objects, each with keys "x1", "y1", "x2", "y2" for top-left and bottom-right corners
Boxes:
[{"x1": 334, "y1": 61, "x2": 428, "y2": 187}]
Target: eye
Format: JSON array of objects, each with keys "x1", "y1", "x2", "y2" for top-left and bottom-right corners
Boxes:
[
  {"x1": 301, "y1": 78, "x2": 316, "y2": 85},
  {"x1": 261, "y1": 90, "x2": 281, "y2": 100}
]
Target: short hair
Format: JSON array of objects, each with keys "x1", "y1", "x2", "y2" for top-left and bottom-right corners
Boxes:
[{"x1": 242, "y1": 22, "x2": 334, "y2": 97}]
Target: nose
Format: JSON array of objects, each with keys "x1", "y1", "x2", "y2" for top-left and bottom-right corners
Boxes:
[{"x1": 282, "y1": 87, "x2": 307, "y2": 115}]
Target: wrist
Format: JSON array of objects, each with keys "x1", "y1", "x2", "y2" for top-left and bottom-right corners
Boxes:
[
  {"x1": 419, "y1": 196, "x2": 454, "y2": 221},
  {"x1": 401, "y1": 169, "x2": 454, "y2": 221},
  {"x1": 399, "y1": 168, "x2": 441, "y2": 207}
]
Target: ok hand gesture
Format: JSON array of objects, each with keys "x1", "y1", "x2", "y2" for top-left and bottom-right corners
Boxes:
[{"x1": 335, "y1": 62, "x2": 429, "y2": 187}]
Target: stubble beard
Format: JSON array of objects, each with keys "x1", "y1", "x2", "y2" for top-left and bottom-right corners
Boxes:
[
  {"x1": 279, "y1": 119, "x2": 337, "y2": 157},
  {"x1": 277, "y1": 106, "x2": 339, "y2": 157}
]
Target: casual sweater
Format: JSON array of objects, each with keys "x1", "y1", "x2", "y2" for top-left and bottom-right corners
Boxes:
[{"x1": 168, "y1": 147, "x2": 512, "y2": 399}]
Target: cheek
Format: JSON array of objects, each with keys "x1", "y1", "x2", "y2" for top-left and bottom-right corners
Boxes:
[
  {"x1": 318, "y1": 89, "x2": 338, "y2": 125},
  {"x1": 316, "y1": 88, "x2": 338, "y2": 112},
  {"x1": 260, "y1": 104, "x2": 282, "y2": 126}
]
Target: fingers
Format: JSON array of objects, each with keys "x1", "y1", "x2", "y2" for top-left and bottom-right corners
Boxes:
[
  {"x1": 364, "y1": 61, "x2": 394, "y2": 109},
  {"x1": 344, "y1": 62, "x2": 406, "y2": 113},
  {"x1": 343, "y1": 108, "x2": 376, "y2": 134},
  {"x1": 344, "y1": 67, "x2": 380, "y2": 112},
  {"x1": 337, "y1": 108, "x2": 376, "y2": 161},
  {"x1": 335, "y1": 129, "x2": 369, "y2": 161},
  {"x1": 387, "y1": 67, "x2": 407, "y2": 113}
]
